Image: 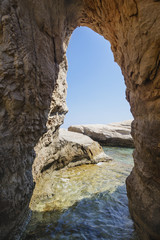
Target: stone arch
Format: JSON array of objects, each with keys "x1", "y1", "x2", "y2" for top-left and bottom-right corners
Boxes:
[{"x1": 0, "y1": 1, "x2": 160, "y2": 239}]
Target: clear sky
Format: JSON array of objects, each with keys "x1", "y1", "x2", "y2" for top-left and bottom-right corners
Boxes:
[{"x1": 62, "y1": 27, "x2": 133, "y2": 128}]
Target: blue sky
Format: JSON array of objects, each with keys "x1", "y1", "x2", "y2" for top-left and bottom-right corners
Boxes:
[{"x1": 62, "y1": 27, "x2": 133, "y2": 128}]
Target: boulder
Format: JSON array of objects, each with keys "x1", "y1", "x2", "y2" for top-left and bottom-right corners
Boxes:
[
  {"x1": 32, "y1": 129, "x2": 112, "y2": 181},
  {"x1": 68, "y1": 120, "x2": 134, "y2": 148},
  {"x1": 59, "y1": 129, "x2": 112, "y2": 166}
]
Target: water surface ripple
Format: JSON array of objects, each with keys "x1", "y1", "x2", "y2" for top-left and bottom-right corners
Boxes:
[{"x1": 24, "y1": 147, "x2": 139, "y2": 240}]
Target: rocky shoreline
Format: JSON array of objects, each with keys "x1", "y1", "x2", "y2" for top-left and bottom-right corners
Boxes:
[
  {"x1": 33, "y1": 129, "x2": 112, "y2": 182},
  {"x1": 59, "y1": 129, "x2": 112, "y2": 167},
  {"x1": 0, "y1": 0, "x2": 159, "y2": 239},
  {"x1": 33, "y1": 121, "x2": 133, "y2": 182},
  {"x1": 68, "y1": 120, "x2": 134, "y2": 148}
]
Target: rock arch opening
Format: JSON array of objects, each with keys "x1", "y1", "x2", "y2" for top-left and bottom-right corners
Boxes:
[
  {"x1": 23, "y1": 26, "x2": 136, "y2": 239},
  {"x1": 0, "y1": 1, "x2": 160, "y2": 240},
  {"x1": 63, "y1": 26, "x2": 133, "y2": 128}
]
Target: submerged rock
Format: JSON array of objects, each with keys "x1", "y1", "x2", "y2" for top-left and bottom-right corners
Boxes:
[
  {"x1": 24, "y1": 148, "x2": 136, "y2": 240},
  {"x1": 33, "y1": 129, "x2": 112, "y2": 181},
  {"x1": 68, "y1": 120, "x2": 134, "y2": 148}
]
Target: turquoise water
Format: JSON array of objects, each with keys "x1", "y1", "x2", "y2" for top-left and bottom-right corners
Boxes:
[{"x1": 23, "y1": 147, "x2": 139, "y2": 240}]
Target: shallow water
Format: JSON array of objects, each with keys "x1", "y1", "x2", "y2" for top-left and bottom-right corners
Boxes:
[{"x1": 24, "y1": 147, "x2": 139, "y2": 240}]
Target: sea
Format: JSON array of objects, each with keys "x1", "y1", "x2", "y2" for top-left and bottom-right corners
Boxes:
[{"x1": 23, "y1": 147, "x2": 139, "y2": 240}]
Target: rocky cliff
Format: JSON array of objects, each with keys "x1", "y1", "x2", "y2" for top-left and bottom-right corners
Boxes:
[
  {"x1": 0, "y1": 0, "x2": 82, "y2": 239},
  {"x1": 0, "y1": 1, "x2": 160, "y2": 240}
]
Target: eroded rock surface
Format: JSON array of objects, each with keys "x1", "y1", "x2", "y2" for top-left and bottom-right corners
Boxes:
[
  {"x1": 68, "y1": 120, "x2": 134, "y2": 147},
  {"x1": 0, "y1": 0, "x2": 82, "y2": 239},
  {"x1": 33, "y1": 129, "x2": 111, "y2": 182},
  {"x1": 0, "y1": 0, "x2": 160, "y2": 239},
  {"x1": 59, "y1": 129, "x2": 111, "y2": 167}
]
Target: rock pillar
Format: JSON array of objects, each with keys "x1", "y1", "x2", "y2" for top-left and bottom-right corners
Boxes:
[
  {"x1": 82, "y1": 1, "x2": 160, "y2": 239},
  {"x1": 0, "y1": 0, "x2": 82, "y2": 238}
]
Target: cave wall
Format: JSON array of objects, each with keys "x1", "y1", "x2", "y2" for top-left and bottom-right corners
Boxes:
[
  {"x1": 0, "y1": 0, "x2": 82, "y2": 239},
  {"x1": 0, "y1": 0, "x2": 160, "y2": 239},
  {"x1": 81, "y1": 1, "x2": 160, "y2": 239}
]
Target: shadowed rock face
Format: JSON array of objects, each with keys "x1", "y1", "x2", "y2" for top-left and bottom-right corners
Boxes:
[
  {"x1": 0, "y1": 0, "x2": 160, "y2": 239},
  {"x1": 0, "y1": 0, "x2": 82, "y2": 239}
]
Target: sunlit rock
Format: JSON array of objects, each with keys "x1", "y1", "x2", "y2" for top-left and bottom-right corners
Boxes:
[
  {"x1": 1, "y1": 0, "x2": 160, "y2": 239},
  {"x1": 24, "y1": 148, "x2": 136, "y2": 240},
  {"x1": 68, "y1": 120, "x2": 134, "y2": 147},
  {"x1": 33, "y1": 129, "x2": 112, "y2": 182}
]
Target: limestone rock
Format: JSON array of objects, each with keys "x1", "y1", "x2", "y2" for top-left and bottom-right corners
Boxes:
[
  {"x1": 59, "y1": 129, "x2": 112, "y2": 167},
  {"x1": 1, "y1": 0, "x2": 160, "y2": 239},
  {"x1": 68, "y1": 120, "x2": 134, "y2": 147},
  {"x1": 33, "y1": 129, "x2": 112, "y2": 182},
  {"x1": 0, "y1": 1, "x2": 82, "y2": 238}
]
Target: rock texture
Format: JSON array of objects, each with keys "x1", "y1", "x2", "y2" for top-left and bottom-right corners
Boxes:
[
  {"x1": 33, "y1": 129, "x2": 111, "y2": 182},
  {"x1": 0, "y1": 0, "x2": 82, "y2": 239},
  {"x1": 68, "y1": 120, "x2": 134, "y2": 147},
  {"x1": 59, "y1": 129, "x2": 111, "y2": 167},
  {"x1": 0, "y1": 0, "x2": 160, "y2": 239}
]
